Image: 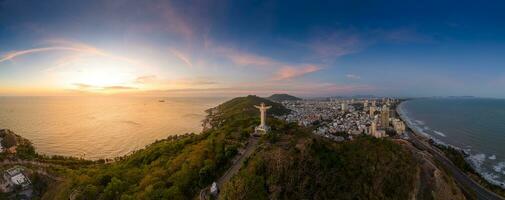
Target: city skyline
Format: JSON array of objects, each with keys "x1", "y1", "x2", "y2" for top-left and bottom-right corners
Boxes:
[{"x1": 1, "y1": 0, "x2": 505, "y2": 97}]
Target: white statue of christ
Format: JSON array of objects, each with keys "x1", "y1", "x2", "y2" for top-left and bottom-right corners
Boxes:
[{"x1": 254, "y1": 102, "x2": 271, "y2": 134}]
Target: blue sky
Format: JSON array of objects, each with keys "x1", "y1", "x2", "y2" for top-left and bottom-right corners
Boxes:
[{"x1": 1, "y1": 0, "x2": 505, "y2": 97}]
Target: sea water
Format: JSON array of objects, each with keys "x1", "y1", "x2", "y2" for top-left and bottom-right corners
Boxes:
[
  {"x1": 399, "y1": 98, "x2": 505, "y2": 187},
  {"x1": 0, "y1": 96, "x2": 226, "y2": 159}
]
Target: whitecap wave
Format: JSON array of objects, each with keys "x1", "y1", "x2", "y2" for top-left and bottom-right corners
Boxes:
[
  {"x1": 493, "y1": 162, "x2": 505, "y2": 174},
  {"x1": 468, "y1": 153, "x2": 486, "y2": 169},
  {"x1": 399, "y1": 101, "x2": 505, "y2": 188},
  {"x1": 467, "y1": 154, "x2": 505, "y2": 188},
  {"x1": 433, "y1": 130, "x2": 446, "y2": 137}
]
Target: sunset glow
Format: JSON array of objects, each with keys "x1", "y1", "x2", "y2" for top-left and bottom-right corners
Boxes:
[{"x1": 1, "y1": 1, "x2": 505, "y2": 97}]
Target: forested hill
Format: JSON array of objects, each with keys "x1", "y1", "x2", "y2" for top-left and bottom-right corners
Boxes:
[
  {"x1": 267, "y1": 93, "x2": 302, "y2": 102},
  {"x1": 42, "y1": 95, "x2": 289, "y2": 199},
  {"x1": 16, "y1": 95, "x2": 465, "y2": 200},
  {"x1": 216, "y1": 95, "x2": 290, "y2": 117}
]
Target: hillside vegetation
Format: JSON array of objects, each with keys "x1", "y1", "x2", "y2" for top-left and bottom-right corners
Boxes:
[
  {"x1": 43, "y1": 95, "x2": 286, "y2": 199},
  {"x1": 220, "y1": 134, "x2": 418, "y2": 200},
  {"x1": 7, "y1": 95, "x2": 427, "y2": 199},
  {"x1": 267, "y1": 94, "x2": 302, "y2": 102}
]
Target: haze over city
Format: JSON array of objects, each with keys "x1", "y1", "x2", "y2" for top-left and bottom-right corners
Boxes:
[{"x1": 1, "y1": 0, "x2": 505, "y2": 97}]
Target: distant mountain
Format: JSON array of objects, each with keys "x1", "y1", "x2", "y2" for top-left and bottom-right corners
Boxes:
[{"x1": 267, "y1": 94, "x2": 302, "y2": 102}]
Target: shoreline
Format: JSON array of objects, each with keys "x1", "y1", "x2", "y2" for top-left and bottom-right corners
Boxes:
[{"x1": 397, "y1": 99, "x2": 505, "y2": 190}]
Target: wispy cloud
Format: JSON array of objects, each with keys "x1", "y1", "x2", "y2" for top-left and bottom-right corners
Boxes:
[
  {"x1": 0, "y1": 40, "x2": 146, "y2": 68},
  {"x1": 73, "y1": 83, "x2": 95, "y2": 89},
  {"x1": 346, "y1": 74, "x2": 361, "y2": 80},
  {"x1": 170, "y1": 49, "x2": 193, "y2": 67},
  {"x1": 0, "y1": 46, "x2": 99, "y2": 63},
  {"x1": 135, "y1": 75, "x2": 157, "y2": 84},
  {"x1": 213, "y1": 46, "x2": 277, "y2": 67},
  {"x1": 73, "y1": 83, "x2": 137, "y2": 92},
  {"x1": 375, "y1": 27, "x2": 434, "y2": 43},
  {"x1": 103, "y1": 86, "x2": 137, "y2": 90},
  {"x1": 134, "y1": 75, "x2": 218, "y2": 87},
  {"x1": 140, "y1": 81, "x2": 374, "y2": 97},
  {"x1": 308, "y1": 30, "x2": 364, "y2": 61},
  {"x1": 273, "y1": 65, "x2": 321, "y2": 80}
]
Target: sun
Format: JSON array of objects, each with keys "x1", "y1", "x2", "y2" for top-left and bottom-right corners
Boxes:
[{"x1": 54, "y1": 56, "x2": 139, "y2": 92}]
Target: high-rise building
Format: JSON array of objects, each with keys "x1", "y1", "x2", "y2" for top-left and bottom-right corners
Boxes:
[
  {"x1": 381, "y1": 105, "x2": 390, "y2": 128},
  {"x1": 370, "y1": 120, "x2": 377, "y2": 137},
  {"x1": 392, "y1": 118, "x2": 406, "y2": 134},
  {"x1": 369, "y1": 106, "x2": 376, "y2": 117},
  {"x1": 341, "y1": 101, "x2": 348, "y2": 111},
  {"x1": 370, "y1": 117, "x2": 384, "y2": 138}
]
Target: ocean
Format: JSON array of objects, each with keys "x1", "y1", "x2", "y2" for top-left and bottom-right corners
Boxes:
[
  {"x1": 0, "y1": 96, "x2": 226, "y2": 160},
  {"x1": 398, "y1": 98, "x2": 505, "y2": 188}
]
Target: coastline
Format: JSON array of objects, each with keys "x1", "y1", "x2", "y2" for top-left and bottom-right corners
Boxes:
[{"x1": 397, "y1": 99, "x2": 505, "y2": 190}]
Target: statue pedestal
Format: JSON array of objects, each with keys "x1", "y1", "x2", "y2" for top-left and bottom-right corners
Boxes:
[{"x1": 253, "y1": 125, "x2": 270, "y2": 136}]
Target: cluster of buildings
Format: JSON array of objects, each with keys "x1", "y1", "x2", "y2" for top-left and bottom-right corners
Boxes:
[
  {"x1": 277, "y1": 98, "x2": 406, "y2": 141},
  {"x1": 0, "y1": 166, "x2": 32, "y2": 196}
]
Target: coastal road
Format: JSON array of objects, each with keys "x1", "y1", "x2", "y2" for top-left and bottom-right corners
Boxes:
[
  {"x1": 200, "y1": 136, "x2": 260, "y2": 200},
  {"x1": 217, "y1": 136, "x2": 259, "y2": 187},
  {"x1": 406, "y1": 131, "x2": 504, "y2": 200}
]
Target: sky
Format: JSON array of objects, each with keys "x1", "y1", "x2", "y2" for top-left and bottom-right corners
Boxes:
[{"x1": 1, "y1": 0, "x2": 505, "y2": 98}]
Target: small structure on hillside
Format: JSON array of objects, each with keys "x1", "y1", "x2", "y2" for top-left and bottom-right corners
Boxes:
[
  {"x1": 0, "y1": 138, "x2": 4, "y2": 153},
  {"x1": 254, "y1": 103, "x2": 272, "y2": 135},
  {"x1": 1, "y1": 166, "x2": 31, "y2": 193},
  {"x1": 210, "y1": 182, "x2": 219, "y2": 196}
]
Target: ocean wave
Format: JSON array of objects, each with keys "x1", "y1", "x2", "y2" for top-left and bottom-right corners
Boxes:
[
  {"x1": 493, "y1": 162, "x2": 505, "y2": 174},
  {"x1": 415, "y1": 120, "x2": 425, "y2": 125},
  {"x1": 481, "y1": 172, "x2": 505, "y2": 187},
  {"x1": 399, "y1": 101, "x2": 505, "y2": 188},
  {"x1": 398, "y1": 105, "x2": 446, "y2": 145},
  {"x1": 467, "y1": 153, "x2": 505, "y2": 188},
  {"x1": 468, "y1": 153, "x2": 486, "y2": 168},
  {"x1": 433, "y1": 130, "x2": 446, "y2": 137}
]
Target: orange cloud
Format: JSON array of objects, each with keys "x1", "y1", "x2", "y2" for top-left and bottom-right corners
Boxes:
[
  {"x1": 72, "y1": 83, "x2": 137, "y2": 92},
  {"x1": 211, "y1": 45, "x2": 278, "y2": 67},
  {"x1": 273, "y1": 65, "x2": 321, "y2": 80}
]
